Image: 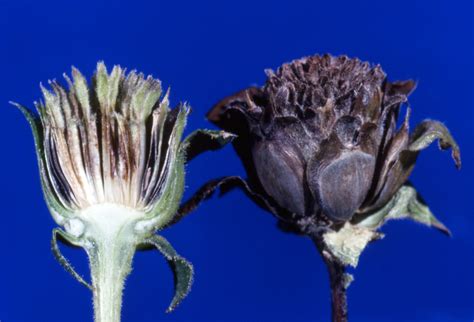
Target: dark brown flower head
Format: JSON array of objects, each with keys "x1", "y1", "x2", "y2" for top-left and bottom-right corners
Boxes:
[{"x1": 207, "y1": 54, "x2": 460, "y2": 233}]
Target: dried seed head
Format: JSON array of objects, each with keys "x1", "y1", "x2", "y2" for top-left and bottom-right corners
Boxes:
[{"x1": 208, "y1": 54, "x2": 460, "y2": 231}]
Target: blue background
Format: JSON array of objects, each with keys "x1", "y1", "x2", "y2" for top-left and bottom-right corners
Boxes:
[{"x1": 0, "y1": 0, "x2": 472, "y2": 321}]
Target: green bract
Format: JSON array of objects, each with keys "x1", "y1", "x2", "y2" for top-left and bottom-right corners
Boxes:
[{"x1": 13, "y1": 62, "x2": 233, "y2": 322}]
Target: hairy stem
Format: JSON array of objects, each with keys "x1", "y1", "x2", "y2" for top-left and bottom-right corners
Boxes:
[
  {"x1": 313, "y1": 237, "x2": 348, "y2": 322},
  {"x1": 88, "y1": 238, "x2": 135, "y2": 322}
]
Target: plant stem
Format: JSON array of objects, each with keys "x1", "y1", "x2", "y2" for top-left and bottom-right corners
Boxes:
[
  {"x1": 325, "y1": 256, "x2": 348, "y2": 322},
  {"x1": 88, "y1": 238, "x2": 135, "y2": 322},
  {"x1": 313, "y1": 237, "x2": 348, "y2": 322}
]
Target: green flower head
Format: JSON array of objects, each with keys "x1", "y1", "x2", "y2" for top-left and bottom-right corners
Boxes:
[{"x1": 13, "y1": 62, "x2": 233, "y2": 321}]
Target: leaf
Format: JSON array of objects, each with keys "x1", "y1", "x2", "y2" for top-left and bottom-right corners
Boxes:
[
  {"x1": 51, "y1": 228, "x2": 92, "y2": 290},
  {"x1": 144, "y1": 235, "x2": 194, "y2": 313},
  {"x1": 356, "y1": 185, "x2": 451, "y2": 236},
  {"x1": 181, "y1": 129, "x2": 236, "y2": 163},
  {"x1": 409, "y1": 120, "x2": 461, "y2": 169},
  {"x1": 325, "y1": 185, "x2": 450, "y2": 267}
]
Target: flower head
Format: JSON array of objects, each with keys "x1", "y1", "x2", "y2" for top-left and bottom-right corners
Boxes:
[
  {"x1": 203, "y1": 54, "x2": 460, "y2": 266},
  {"x1": 14, "y1": 62, "x2": 233, "y2": 319}
]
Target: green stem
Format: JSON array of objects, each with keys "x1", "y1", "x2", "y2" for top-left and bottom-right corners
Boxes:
[{"x1": 87, "y1": 237, "x2": 135, "y2": 322}]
